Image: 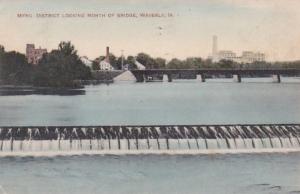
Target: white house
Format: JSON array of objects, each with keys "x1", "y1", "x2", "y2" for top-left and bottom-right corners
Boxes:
[
  {"x1": 99, "y1": 60, "x2": 114, "y2": 70},
  {"x1": 98, "y1": 46, "x2": 114, "y2": 70}
]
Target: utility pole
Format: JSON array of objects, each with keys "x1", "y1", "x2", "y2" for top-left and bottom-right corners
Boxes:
[{"x1": 121, "y1": 49, "x2": 124, "y2": 70}]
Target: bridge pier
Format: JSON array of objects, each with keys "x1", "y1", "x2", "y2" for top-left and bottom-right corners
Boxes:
[
  {"x1": 196, "y1": 74, "x2": 205, "y2": 82},
  {"x1": 233, "y1": 74, "x2": 241, "y2": 83},
  {"x1": 135, "y1": 73, "x2": 145, "y2": 82},
  {"x1": 163, "y1": 74, "x2": 168, "y2": 82},
  {"x1": 168, "y1": 74, "x2": 172, "y2": 82},
  {"x1": 272, "y1": 74, "x2": 281, "y2": 83},
  {"x1": 130, "y1": 69, "x2": 298, "y2": 83},
  {"x1": 163, "y1": 74, "x2": 172, "y2": 82},
  {"x1": 143, "y1": 74, "x2": 147, "y2": 82}
]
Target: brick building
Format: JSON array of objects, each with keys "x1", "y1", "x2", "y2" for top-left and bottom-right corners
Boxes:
[{"x1": 26, "y1": 44, "x2": 47, "y2": 65}]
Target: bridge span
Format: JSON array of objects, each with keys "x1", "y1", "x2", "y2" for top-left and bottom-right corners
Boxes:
[{"x1": 130, "y1": 69, "x2": 300, "y2": 83}]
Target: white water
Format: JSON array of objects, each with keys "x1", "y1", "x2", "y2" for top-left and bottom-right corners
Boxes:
[
  {"x1": 1, "y1": 149, "x2": 300, "y2": 157},
  {"x1": 1, "y1": 137, "x2": 300, "y2": 155}
]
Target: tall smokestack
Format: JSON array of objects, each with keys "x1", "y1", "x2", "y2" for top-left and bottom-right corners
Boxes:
[
  {"x1": 212, "y1": 35, "x2": 218, "y2": 62},
  {"x1": 212, "y1": 35, "x2": 218, "y2": 56},
  {"x1": 105, "y1": 46, "x2": 110, "y2": 63}
]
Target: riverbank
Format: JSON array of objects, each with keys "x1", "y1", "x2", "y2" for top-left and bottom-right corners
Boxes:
[
  {"x1": 0, "y1": 85, "x2": 85, "y2": 95},
  {"x1": 92, "y1": 70, "x2": 124, "y2": 80}
]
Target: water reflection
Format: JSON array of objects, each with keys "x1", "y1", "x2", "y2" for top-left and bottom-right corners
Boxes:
[{"x1": 0, "y1": 89, "x2": 85, "y2": 96}]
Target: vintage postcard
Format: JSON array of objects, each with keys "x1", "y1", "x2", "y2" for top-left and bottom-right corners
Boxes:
[{"x1": 0, "y1": 0, "x2": 300, "y2": 194}]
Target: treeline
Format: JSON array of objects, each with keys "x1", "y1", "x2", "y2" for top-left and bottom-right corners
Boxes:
[
  {"x1": 0, "y1": 42, "x2": 91, "y2": 88},
  {"x1": 91, "y1": 53, "x2": 205, "y2": 70},
  {"x1": 92, "y1": 52, "x2": 300, "y2": 70},
  {"x1": 92, "y1": 54, "x2": 136, "y2": 70},
  {"x1": 1, "y1": 41, "x2": 300, "y2": 88},
  {"x1": 33, "y1": 42, "x2": 91, "y2": 87},
  {"x1": 137, "y1": 56, "x2": 300, "y2": 69},
  {"x1": 0, "y1": 45, "x2": 33, "y2": 85}
]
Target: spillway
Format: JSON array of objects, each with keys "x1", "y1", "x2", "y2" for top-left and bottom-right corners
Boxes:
[{"x1": 0, "y1": 124, "x2": 300, "y2": 153}]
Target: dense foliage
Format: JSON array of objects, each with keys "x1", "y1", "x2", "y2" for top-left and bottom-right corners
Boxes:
[
  {"x1": 0, "y1": 42, "x2": 91, "y2": 88},
  {"x1": 92, "y1": 51, "x2": 300, "y2": 70},
  {"x1": 33, "y1": 42, "x2": 91, "y2": 87},
  {"x1": 0, "y1": 46, "x2": 33, "y2": 85}
]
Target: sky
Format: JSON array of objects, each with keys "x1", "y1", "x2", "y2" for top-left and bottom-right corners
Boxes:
[{"x1": 0, "y1": 0, "x2": 300, "y2": 61}]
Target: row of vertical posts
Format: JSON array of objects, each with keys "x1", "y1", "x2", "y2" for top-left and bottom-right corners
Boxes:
[{"x1": 136, "y1": 73, "x2": 281, "y2": 83}]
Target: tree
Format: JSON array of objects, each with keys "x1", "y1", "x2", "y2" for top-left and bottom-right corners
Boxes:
[
  {"x1": 183, "y1": 57, "x2": 202, "y2": 69},
  {"x1": 91, "y1": 59, "x2": 100, "y2": 70},
  {"x1": 0, "y1": 50, "x2": 32, "y2": 85},
  {"x1": 58, "y1": 42, "x2": 76, "y2": 56},
  {"x1": 136, "y1": 53, "x2": 153, "y2": 69},
  {"x1": 0, "y1": 45, "x2": 4, "y2": 76},
  {"x1": 167, "y1": 58, "x2": 183, "y2": 69},
  {"x1": 217, "y1": 59, "x2": 235, "y2": 68},
  {"x1": 126, "y1": 56, "x2": 137, "y2": 69},
  {"x1": 33, "y1": 41, "x2": 91, "y2": 88},
  {"x1": 154, "y1": 57, "x2": 166, "y2": 69},
  {"x1": 135, "y1": 53, "x2": 166, "y2": 69},
  {"x1": 115, "y1": 56, "x2": 123, "y2": 70},
  {"x1": 201, "y1": 58, "x2": 213, "y2": 68},
  {"x1": 0, "y1": 45, "x2": 4, "y2": 54},
  {"x1": 99, "y1": 56, "x2": 105, "y2": 61},
  {"x1": 108, "y1": 54, "x2": 117, "y2": 69}
]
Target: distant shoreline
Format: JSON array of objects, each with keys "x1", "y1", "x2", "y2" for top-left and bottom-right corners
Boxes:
[
  {"x1": 0, "y1": 85, "x2": 86, "y2": 96},
  {"x1": 0, "y1": 85, "x2": 84, "y2": 90}
]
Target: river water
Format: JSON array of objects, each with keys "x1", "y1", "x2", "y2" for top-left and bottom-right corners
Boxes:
[
  {"x1": 0, "y1": 78, "x2": 300, "y2": 126},
  {"x1": 0, "y1": 154, "x2": 300, "y2": 194},
  {"x1": 0, "y1": 78, "x2": 300, "y2": 194}
]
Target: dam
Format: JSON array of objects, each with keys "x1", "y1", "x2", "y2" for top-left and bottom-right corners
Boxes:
[{"x1": 1, "y1": 124, "x2": 300, "y2": 153}]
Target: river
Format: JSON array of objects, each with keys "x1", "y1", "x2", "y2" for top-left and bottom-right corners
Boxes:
[
  {"x1": 0, "y1": 78, "x2": 300, "y2": 126},
  {"x1": 0, "y1": 154, "x2": 300, "y2": 194},
  {"x1": 0, "y1": 78, "x2": 300, "y2": 194}
]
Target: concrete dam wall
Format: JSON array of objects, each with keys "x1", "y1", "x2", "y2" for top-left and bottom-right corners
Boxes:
[{"x1": 0, "y1": 124, "x2": 300, "y2": 153}]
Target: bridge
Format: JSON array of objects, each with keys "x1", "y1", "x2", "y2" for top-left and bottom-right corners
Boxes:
[{"x1": 130, "y1": 68, "x2": 300, "y2": 83}]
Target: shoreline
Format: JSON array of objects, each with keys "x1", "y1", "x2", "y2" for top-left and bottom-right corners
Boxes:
[
  {"x1": 0, "y1": 85, "x2": 86, "y2": 95},
  {"x1": 0, "y1": 85, "x2": 84, "y2": 90}
]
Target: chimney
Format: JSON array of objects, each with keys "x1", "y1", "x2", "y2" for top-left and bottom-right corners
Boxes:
[
  {"x1": 212, "y1": 35, "x2": 218, "y2": 62},
  {"x1": 212, "y1": 35, "x2": 218, "y2": 56},
  {"x1": 105, "y1": 46, "x2": 110, "y2": 63}
]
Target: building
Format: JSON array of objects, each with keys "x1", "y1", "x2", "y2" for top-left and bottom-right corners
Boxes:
[
  {"x1": 80, "y1": 56, "x2": 93, "y2": 67},
  {"x1": 210, "y1": 36, "x2": 266, "y2": 63},
  {"x1": 99, "y1": 47, "x2": 114, "y2": 70},
  {"x1": 240, "y1": 51, "x2": 265, "y2": 63},
  {"x1": 135, "y1": 60, "x2": 146, "y2": 70},
  {"x1": 99, "y1": 60, "x2": 113, "y2": 70},
  {"x1": 26, "y1": 44, "x2": 47, "y2": 65},
  {"x1": 217, "y1": 50, "x2": 237, "y2": 62}
]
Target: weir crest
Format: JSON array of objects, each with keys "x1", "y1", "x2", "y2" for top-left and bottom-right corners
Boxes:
[{"x1": 0, "y1": 124, "x2": 299, "y2": 152}]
